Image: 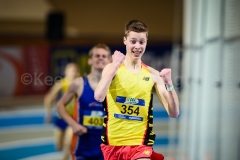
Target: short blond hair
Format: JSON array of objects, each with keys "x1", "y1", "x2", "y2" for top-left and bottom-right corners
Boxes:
[{"x1": 89, "y1": 43, "x2": 111, "y2": 58}]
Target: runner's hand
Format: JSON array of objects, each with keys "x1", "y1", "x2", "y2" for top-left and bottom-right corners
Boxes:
[
  {"x1": 159, "y1": 68, "x2": 173, "y2": 86},
  {"x1": 112, "y1": 50, "x2": 125, "y2": 67},
  {"x1": 72, "y1": 123, "x2": 87, "y2": 136}
]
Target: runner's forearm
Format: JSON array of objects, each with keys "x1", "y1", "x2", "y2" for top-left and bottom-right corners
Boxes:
[{"x1": 94, "y1": 64, "x2": 119, "y2": 102}]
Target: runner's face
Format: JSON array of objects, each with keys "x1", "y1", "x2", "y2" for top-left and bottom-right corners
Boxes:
[
  {"x1": 65, "y1": 65, "x2": 79, "y2": 78},
  {"x1": 124, "y1": 31, "x2": 147, "y2": 60},
  {"x1": 89, "y1": 48, "x2": 110, "y2": 70}
]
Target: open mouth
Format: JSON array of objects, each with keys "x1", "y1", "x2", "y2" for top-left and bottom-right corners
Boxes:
[{"x1": 132, "y1": 51, "x2": 141, "y2": 57}]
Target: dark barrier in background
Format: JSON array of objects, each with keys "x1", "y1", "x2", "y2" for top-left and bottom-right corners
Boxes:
[{"x1": 46, "y1": 12, "x2": 65, "y2": 41}]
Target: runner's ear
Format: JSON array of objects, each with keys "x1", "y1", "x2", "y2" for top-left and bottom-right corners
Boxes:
[{"x1": 123, "y1": 37, "x2": 127, "y2": 45}]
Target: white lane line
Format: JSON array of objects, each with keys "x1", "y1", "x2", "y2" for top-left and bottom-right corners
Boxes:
[
  {"x1": 0, "y1": 108, "x2": 46, "y2": 117},
  {"x1": 0, "y1": 124, "x2": 54, "y2": 131},
  {"x1": 20, "y1": 152, "x2": 63, "y2": 160},
  {"x1": 20, "y1": 152, "x2": 62, "y2": 160},
  {"x1": 0, "y1": 124, "x2": 53, "y2": 132}
]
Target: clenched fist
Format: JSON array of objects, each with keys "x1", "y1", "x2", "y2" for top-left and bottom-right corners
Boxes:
[
  {"x1": 112, "y1": 50, "x2": 125, "y2": 67},
  {"x1": 159, "y1": 68, "x2": 173, "y2": 86}
]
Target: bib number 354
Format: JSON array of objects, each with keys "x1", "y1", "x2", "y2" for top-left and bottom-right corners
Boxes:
[{"x1": 121, "y1": 105, "x2": 140, "y2": 116}]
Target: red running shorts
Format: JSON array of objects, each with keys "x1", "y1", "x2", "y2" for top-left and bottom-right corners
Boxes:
[{"x1": 100, "y1": 144, "x2": 153, "y2": 160}]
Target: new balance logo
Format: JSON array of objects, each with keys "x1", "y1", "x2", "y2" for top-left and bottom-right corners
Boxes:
[
  {"x1": 143, "y1": 77, "x2": 150, "y2": 81},
  {"x1": 143, "y1": 150, "x2": 150, "y2": 155}
]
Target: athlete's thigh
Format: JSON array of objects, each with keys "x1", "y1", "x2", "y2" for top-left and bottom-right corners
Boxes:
[
  {"x1": 62, "y1": 127, "x2": 72, "y2": 159},
  {"x1": 63, "y1": 126, "x2": 73, "y2": 145},
  {"x1": 54, "y1": 127, "x2": 64, "y2": 149}
]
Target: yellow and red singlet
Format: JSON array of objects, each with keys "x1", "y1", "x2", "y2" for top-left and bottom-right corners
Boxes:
[{"x1": 102, "y1": 63, "x2": 156, "y2": 146}]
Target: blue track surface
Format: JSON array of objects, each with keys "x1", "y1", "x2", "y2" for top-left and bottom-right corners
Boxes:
[
  {"x1": 0, "y1": 144, "x2": 56, "y2": 160},
  {"x1": 0, "y1": 109, "x2": 179, "y2": 160}
]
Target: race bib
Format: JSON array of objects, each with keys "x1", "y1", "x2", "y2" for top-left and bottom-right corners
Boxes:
[
  {"x1": 83, "y1": 110, "x2": 104, "y2": 128},
  {"x1": 114, "y1": 96, "x2": 146, "y2": 121}
]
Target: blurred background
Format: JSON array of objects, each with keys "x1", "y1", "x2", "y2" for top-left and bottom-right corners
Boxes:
[{"x1": 0, "y1": 0, "x2": 239, "y2": 160}]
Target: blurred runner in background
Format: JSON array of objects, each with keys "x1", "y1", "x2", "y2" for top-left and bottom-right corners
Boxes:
[
  {"x1": 57, "y1": 43, "x2": 111, "y2": 160},
  {"x1": 44, "y1": 62, "x2": 79, "y2": 160}
]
